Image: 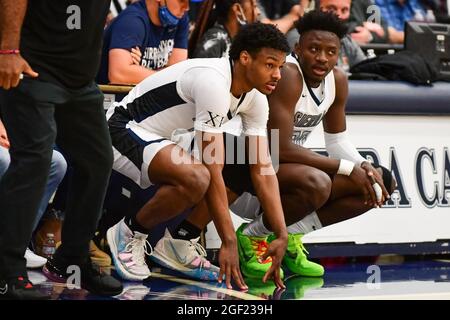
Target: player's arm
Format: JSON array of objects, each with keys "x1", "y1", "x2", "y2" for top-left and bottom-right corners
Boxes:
[
  {"x1": 0, "y1": 0, "x2": 38, "y2": 90},
  {"x1": 195, "y1": 130, "x2": 247, "y2": 291},
  {"x1": 323, "y1": 68, "x2": 389, "y2": 206},
  {"x1": 108, "y1": 48, "x2": 157, "y2": 85},
  {"x1": 192, "y1": 72, "x2": 247, "y2": 290},
  {"x1": 247, "y1": 134, "x2": 287, "y2": 288},
  {"x1": 268, "y1": 63, "x2": 340, "y2": 173},
  {"x1": 240, "y1": 91, "x2": 287, "y2": 288}
]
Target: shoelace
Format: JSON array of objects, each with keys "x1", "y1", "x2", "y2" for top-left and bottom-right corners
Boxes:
[
  {"x1": 292, "y1": 235, "x2": 309, "y2": 263},
  {"x1": 250, "y1": 238, "x2": 271, "y2": 264},
  {"x1": 125, "y1": 234, "x2": 153, "y2": 266},
  {"x1": 188, "y1": 239, "x2": 210, "y2": 270}
]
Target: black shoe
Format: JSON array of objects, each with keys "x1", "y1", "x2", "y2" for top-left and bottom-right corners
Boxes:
[
  {"x1": 43, "y1": 256, "x2": 123, "y2": 296},
  {"x1": 0, "y1": 276, "x2": 51, "y2": 300}
]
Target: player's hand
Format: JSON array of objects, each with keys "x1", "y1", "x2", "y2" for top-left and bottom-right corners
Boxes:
[
  {"x1": 360, "y1": 162, "x2": 390, "y2": 206},
  {"x1": 349, "y1": 165, "x2": 380, "y2": 207},
  {"x1": 130, "y1": 46, "x2": 142, "y2": 66},
  {"x1": 260, "y1": 236, "x2": 287, "y2": 289},
  {"x1": 218, "y1": 240, "x2": 248, "y2": 291},
  {"x1": 0, "y1": 54, "x2": 38, "y2": 90}
]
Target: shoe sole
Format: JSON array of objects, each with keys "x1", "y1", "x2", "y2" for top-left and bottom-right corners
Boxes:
[
  {"x1": 106, "y1": 224, "x2": 150, "y2": 281},
  {"x1": 150, "y1": 250, "x2": 219, "y2": 281}
]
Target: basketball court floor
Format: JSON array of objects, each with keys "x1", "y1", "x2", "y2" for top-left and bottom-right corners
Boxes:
[{"x1": 28, "y1": 256, "x2": 450, "y2": 300}]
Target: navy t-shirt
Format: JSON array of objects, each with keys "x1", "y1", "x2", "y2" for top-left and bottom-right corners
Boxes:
[{"x1": 97, "y1": 0, "x2": 189, "y2": 84}]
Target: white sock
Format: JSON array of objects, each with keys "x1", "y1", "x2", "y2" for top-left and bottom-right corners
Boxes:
[
  {"x1": 242, "y1": 214, "x2": 272, "y2": 237},
  {"x1": 287, "y1": 211, "x2": 323, "y2": 234}
]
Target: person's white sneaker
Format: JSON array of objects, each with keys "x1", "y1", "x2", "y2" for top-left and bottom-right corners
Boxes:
[
  {"x1": 150, "y1": 229, "x2": 220, "y2": 281},
  {"x1": 107, "y1": 218, "x2": 152, "y2": 281},
  {"x1": 25, "y1": 248, "x2": 47, "y2": 269}
]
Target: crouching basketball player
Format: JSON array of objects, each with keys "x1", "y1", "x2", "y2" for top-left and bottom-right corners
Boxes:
[
  {"x1": 175, "y1": 10, "x2": 396, "y2": 280},
  {"x1": 105, "y1": 23, "x2": 290, "y2": 290}
]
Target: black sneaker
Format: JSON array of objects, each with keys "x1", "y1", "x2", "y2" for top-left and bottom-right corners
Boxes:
[
  {"x1": 43, "y1": 256, "x2": 123, "y2": 296},
  {"x1": 0, "y1": 276, "x2": 51, "y2": 300}
]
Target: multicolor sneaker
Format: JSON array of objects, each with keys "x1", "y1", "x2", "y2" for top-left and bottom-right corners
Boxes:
[
  {"x1": 236, "y1": 223, "x2": 284, "y2": 280},
  {"x1": 150, "y1": 229, "x2": 220, "y2": 281},
  {"x1": 106, "y1": 218, "x2": 152, "y2": 281},
  {"x1": 268, "y1": 233, "x2": 324, "y2": 277}
]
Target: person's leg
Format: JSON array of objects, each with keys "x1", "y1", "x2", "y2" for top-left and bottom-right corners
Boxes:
[
  {"x1": 52, "y1": 83, "x2": 113, "y2": 261},
  {"x1": 316, "y1": 166, "x2": 396, "y2": 227},
  {"x1": 0, "y1": 80, "x2": 57, "y2": 299},
  {"x1": 106, "y1": 134, "x2": 210, "y2": 281},
  {"x1": 134, "y1": 144, "x2": 210, "y2": 230},
  {"x1": 32, "y1": 149, "x2": 67, "y2": 231},
  {"x1": 243, "y1": 163, "x2": 330, "y2": 278},
  {"x1": 44, "y1": 82, "x2": 122, "y2": 296}
]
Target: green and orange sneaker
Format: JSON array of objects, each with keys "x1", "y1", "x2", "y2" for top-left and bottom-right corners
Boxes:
[
  {"x1": 236, "y1": 224, "x2": 284, "y2": 280},
  {"x1": 268, "y1": 233, "x2": 324, "y2": 277}
]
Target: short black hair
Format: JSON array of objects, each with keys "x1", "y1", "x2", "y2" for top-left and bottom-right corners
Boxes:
[
  {"x1": 296, "y1": 10, "x2": 348, "y2": 40},
  {"x1": 229, "y1": 22, "x2": 290, "y2": 60}
]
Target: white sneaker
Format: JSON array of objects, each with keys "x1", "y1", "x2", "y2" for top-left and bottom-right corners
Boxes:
[
  {"x1": 25, "y1": 248, "x2": 47, "y2": 269},
  {"x1": 150, "y1": 229, "x2": 220, "y2": 281},
  {"x1": 106, "y1": 218, "x2": 152, "y2": 281}
]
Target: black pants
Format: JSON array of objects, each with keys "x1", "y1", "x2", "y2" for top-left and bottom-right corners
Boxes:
[{"x1": 0, "y1": 78, "x2": 113, "y2": 279}]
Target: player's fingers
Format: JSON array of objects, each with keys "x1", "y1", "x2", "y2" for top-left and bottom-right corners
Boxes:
[
  {"x1": 225, "y1": 264, "x2": 232, "y2": 289},
  {"x1": 232, "y1": 267, "x2": 247, "y2": 290}
]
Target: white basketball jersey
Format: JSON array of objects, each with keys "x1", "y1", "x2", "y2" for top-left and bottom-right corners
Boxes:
[{"x1": 286, "y1": 53, "x2": 336, "y2": 146}]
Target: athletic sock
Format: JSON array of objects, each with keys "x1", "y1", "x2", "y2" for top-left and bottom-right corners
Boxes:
[
  {"x1": 126, "y1": 215, "x2": 149, "y2": 234},
  {"x1": 287, "y1": 211, "x2": 323, "y2": 234},
  {"x1": 173, "y1": 220, "x2": 202, "y2": 241},
  {"x1": 242, "y1": 214, "x2": 272, "y2": 237}
]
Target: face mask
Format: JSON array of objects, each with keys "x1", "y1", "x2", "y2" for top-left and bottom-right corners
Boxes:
[
  {"x1": 158, "y1": 4, "x2": 180, "y2": 28},
  {"x1": 236, "y1": 4, "x2": 248, "y2": 26}
]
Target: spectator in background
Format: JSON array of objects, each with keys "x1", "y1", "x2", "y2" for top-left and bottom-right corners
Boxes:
[
  {"x1": 189, "y1": 0, "x2": 260, "y2": 58},
  {"x1": 0, "y1": 119, "x2": 67, "y2": 269},
  {"x1": 320, "y1": 0, "x2": 367, "y2": 71},
  {"x1": 375, "y1": 0, "x2": 433, "y2": 33},
  {"x1": 258, "y1": 0, "x2": 311, "y2": 48},
  {"x1": 97, "y1": 0, "x2": 190, "y2": 85},
  {"x1": 349, "y1": 0, "x2": 404, "y2": 44}
]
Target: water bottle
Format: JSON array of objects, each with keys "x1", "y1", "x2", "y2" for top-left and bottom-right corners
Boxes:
[
  {"x1": 42, "y1": 233, "x2": 56, "y2": 259},
  {"x1": 413, "y1": 9, "x2": 425, "y2": 22},
  {"x1": 425, "y1": 10, "x2": 435, "y2": 23}
]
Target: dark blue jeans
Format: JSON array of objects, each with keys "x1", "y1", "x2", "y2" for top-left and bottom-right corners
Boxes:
[{"x1": 0, "y1": 78, "x2": 113, "y2": 279}]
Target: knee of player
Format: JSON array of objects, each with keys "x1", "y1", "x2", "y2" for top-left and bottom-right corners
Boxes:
[
  {"x1": 305, "y1": 170, "x2": 332, "y2": 198},
  {"x1": 182, "y1": 165, "x2": 210, "y2": 202}
]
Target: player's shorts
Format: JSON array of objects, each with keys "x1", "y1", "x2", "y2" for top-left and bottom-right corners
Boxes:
[{"x1": 109, "y1": 119, "x2": 174, "y2": 189}]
